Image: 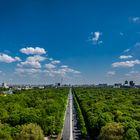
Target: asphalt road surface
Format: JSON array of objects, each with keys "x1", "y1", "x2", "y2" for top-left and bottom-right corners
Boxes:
[
  {"x1": 62, "y1": 88, "x2": 81, "y2": 140},
  {"x1": 72, "y1": 94, "x2": 82, "y2": 140},
  {"x1": 62, "y1": 92, "x2": 71, "y2": 140}
]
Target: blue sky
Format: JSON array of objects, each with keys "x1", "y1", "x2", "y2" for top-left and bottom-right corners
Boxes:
[{"x1": 0, "y1": 0, "x2": 140, "y2": 85}]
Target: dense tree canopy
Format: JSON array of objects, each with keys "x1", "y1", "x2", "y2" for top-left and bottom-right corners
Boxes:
[
  {"x1": 74, "y1": 87, "x2": 140, "y2": 139},
  {"x1": 0, "y1": 88, "x2": 68, "y2": 139},
  {"x1": 98, "y1": 122, "x2": 124, "y2": 140},
  {"x1": 18, "y1": 123, "x2": 44, "y2": 140}
]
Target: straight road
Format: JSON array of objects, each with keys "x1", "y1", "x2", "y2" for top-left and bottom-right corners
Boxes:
[
  {"x1": 62, "y1": 88, "x2": 81, "y2": 140},
  {"x1": 62, "y1": 89, "x2": 71, "y2": 140},
  {"x1": 72, "y1": 94, "x2": 82, "y2": 140}
]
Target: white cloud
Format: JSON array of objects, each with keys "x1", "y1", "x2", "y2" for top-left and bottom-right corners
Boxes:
[
  {"x1": 49, "y1": 58, "x2": 53, "y2": 61},
  {"x1": 119, "y1": 55, "x2": 133, "y2": 59},
  {"x1": 89, "y1": 31, "x2": 102, "y2": 45},
  {"x1": 98, "y1": 41, "x2": 103, "y2": 44},
  {"x1": 112, "y1": 60, "x2": 140, "y2": 68},
  {"x1": 0, "y1": 54, "x2": 21, "y2": 63},
  {"x1": 20, "y1": 47, "x2": 46, "y2": 55},
  {"x1": 125, "y1": 70, "x2": 139, "y2": 77},
  {"x1": 17, "y1": 55, "x2": 46, "y2": 69},
  {"x1": 26, "y1": 55, "x2": 46, "y2": 62},
  {"x1": 130, "y1": 70, "x2": 139, "y2": 74},
  {"x1": 45, "y1": 63, "x2": 56, "y2": 69},
  {"x1": 0, "y1": 48, "x2": 81, "y2": 82},
  {"x1": 124, "y1": 49, "x2": 130, "y2": 53},
  {"x1": 18, "y1": 61, "x2": 41, "y2": 69},
  {"x1": 61, "y1": 65, "x2": 68, "y2": 68},
  {"x1": 107, "y1": 71, "x2": 116, "y2": 76},
  {"x1": 16, "y1": 68, "x2": 42, "y2": 73},
  {"x1": 55, "y1": 67, "x2": 81, "y2": 77},
  {"x1": 44, "y1": 60, "x2": 60, "y2": 70},
  {"x1": 132, "y1": 17, "x2": 140, "y2": 22},
  {"x1": 44, "y1": 66, "x2": 80, "y2": 77},
  {"x1": 60, "y1": 67, "x2": 80, "y2": 74},
  {"x1": 93, "y1": 32, "x2": 100, "y2": 41},
  {"x1": 15, "y1": 57, "x2": 21, "y2": 61},
  {"x1": 51, "y1": 60, "x2": 61, "y2": 64}
]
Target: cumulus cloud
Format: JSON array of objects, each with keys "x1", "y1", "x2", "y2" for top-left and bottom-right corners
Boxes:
[
  {"x1": 44, "y1": 65, "x2": 81, "y2": 77},
  {"x1": 15, "y1": 57, "x2": 21, "y2": 61},
  {"x1": 17, "y1": 55, "x2": 47, "y2": 69},
  {"x1": 56, "y1": 67, "x2": 80, "y2": 77},
  {"x1": 44, "y1": 60, "x2": 61, "y2": 70},
  {"x1": 1, "y1": 47, "x2": 81, "y2": 80},
  {"x1": 0, "y1": 54, "x2": 21, "y2": 63},
  {"x1": 16, "y1": 53, "x2": 81, "y2": 78},
  {"x1": 132, "y1": 17, "x2": 140, "y2": 22},
  {"x1": 16, "y1": 68, "x2": 42, "y2": 73},
  {"x1": 107, "y1": 71, "x2": 116, "y2": 76},
  {"x1": 20, "y1": 47, "x2": 46, "y2": 55},
  {"x1": 93, "y1": 32, "x2": 100, "y2": 41},
  {"x1": 45, "y1": 63, "x2": 56, "y2": 69},
  {"x1": 0, "y1": 46, "x2": 82, "y2": 84},
  {"x1": 125, "y1": 70, "x2": 139, "y2": 77},
  {"x1": 26, "y1": 55, "x2": 46, "y2": 62},
  {"x1": 61, "y1": 65, "x2": 68, "y2": 68},
  {"x1": 124, "y1": 49, "x2": 130, "y2": 53},
  {"x1": 89, "y1": 31, "x2": 102, "y2": 45},
  {"x1": 18, "y1": 61, "x2": 41, "y2": 69},
  {"x1": 112, "y1": 60, "x2": 140, "y2": 68},
  {"x1": 122, "y1": 43, "x2": 140, "y2": 58},
  {"x1": 119, "y1": 55, "x2": 133, "y2": 59},
  {"x1": 127, "y1": 42, "x2": 140, "y2": 56},
  {"x1": 51, "y1": 60, "x2": 61, "y2": 64},
  {"x1": 59, "y1": 67, "x2": 81, "y2": 74}
]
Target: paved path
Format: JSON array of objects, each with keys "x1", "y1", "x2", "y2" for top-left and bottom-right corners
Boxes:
[
  {"x1": 62, "y1": 89, "x2": 71, "y2": 140},
  {"x1": 72, "y1": 94, "x2": 82, "y2": 140},
  {"x1": 62, "y1": 88, "x2": 81, "y2": 140}
]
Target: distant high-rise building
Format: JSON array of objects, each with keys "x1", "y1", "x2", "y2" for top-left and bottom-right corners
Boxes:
[
  {"x1": 2, "y1": 83, "x2": 9, "y2": 89},
  {"x1": 55, "y1": 83, "x2": 61, "y2": 87},
  {"x1": 114, "y1": 83, "x2": 122, "y2": 88},
  {"x1": 97, "y1": 84, "x2": 108, "y2": 88},
  {"x1": 129, "y1": 81, "x2": 135, "y2": 87},
  {"x1": 124, "y1": 80, "x2": 128, "y2": 85}
]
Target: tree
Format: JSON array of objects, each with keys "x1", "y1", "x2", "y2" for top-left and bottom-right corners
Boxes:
[
  {"x1": 97, "y1": 112, "x2": 114, "y2": 128},
  {"x1": 98, "y1": 122, "x2": 124, "y2": 140},
  {"x1": 124, "y1": 128, "x2": 139, "y2": 140},
  {"x1": 18, "y1": 123, "x2": 44, "y2": 140},
  {"x1": 0, "y1": 88, "x2": 69, "y2": 137},
  {"x1": 0, "y1": 123, "x2": 13, "y2": 140},
  {"x1": 0, "y1": 108, "x2": 9, "y2": 123},
  {"x1": 11, "y1": 125, "x2": 22, "y2": 140}
]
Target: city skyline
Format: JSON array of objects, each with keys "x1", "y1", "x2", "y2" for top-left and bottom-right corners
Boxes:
[{"x1": 0, "y1": 0, "x2": 140, "y2": 84}]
